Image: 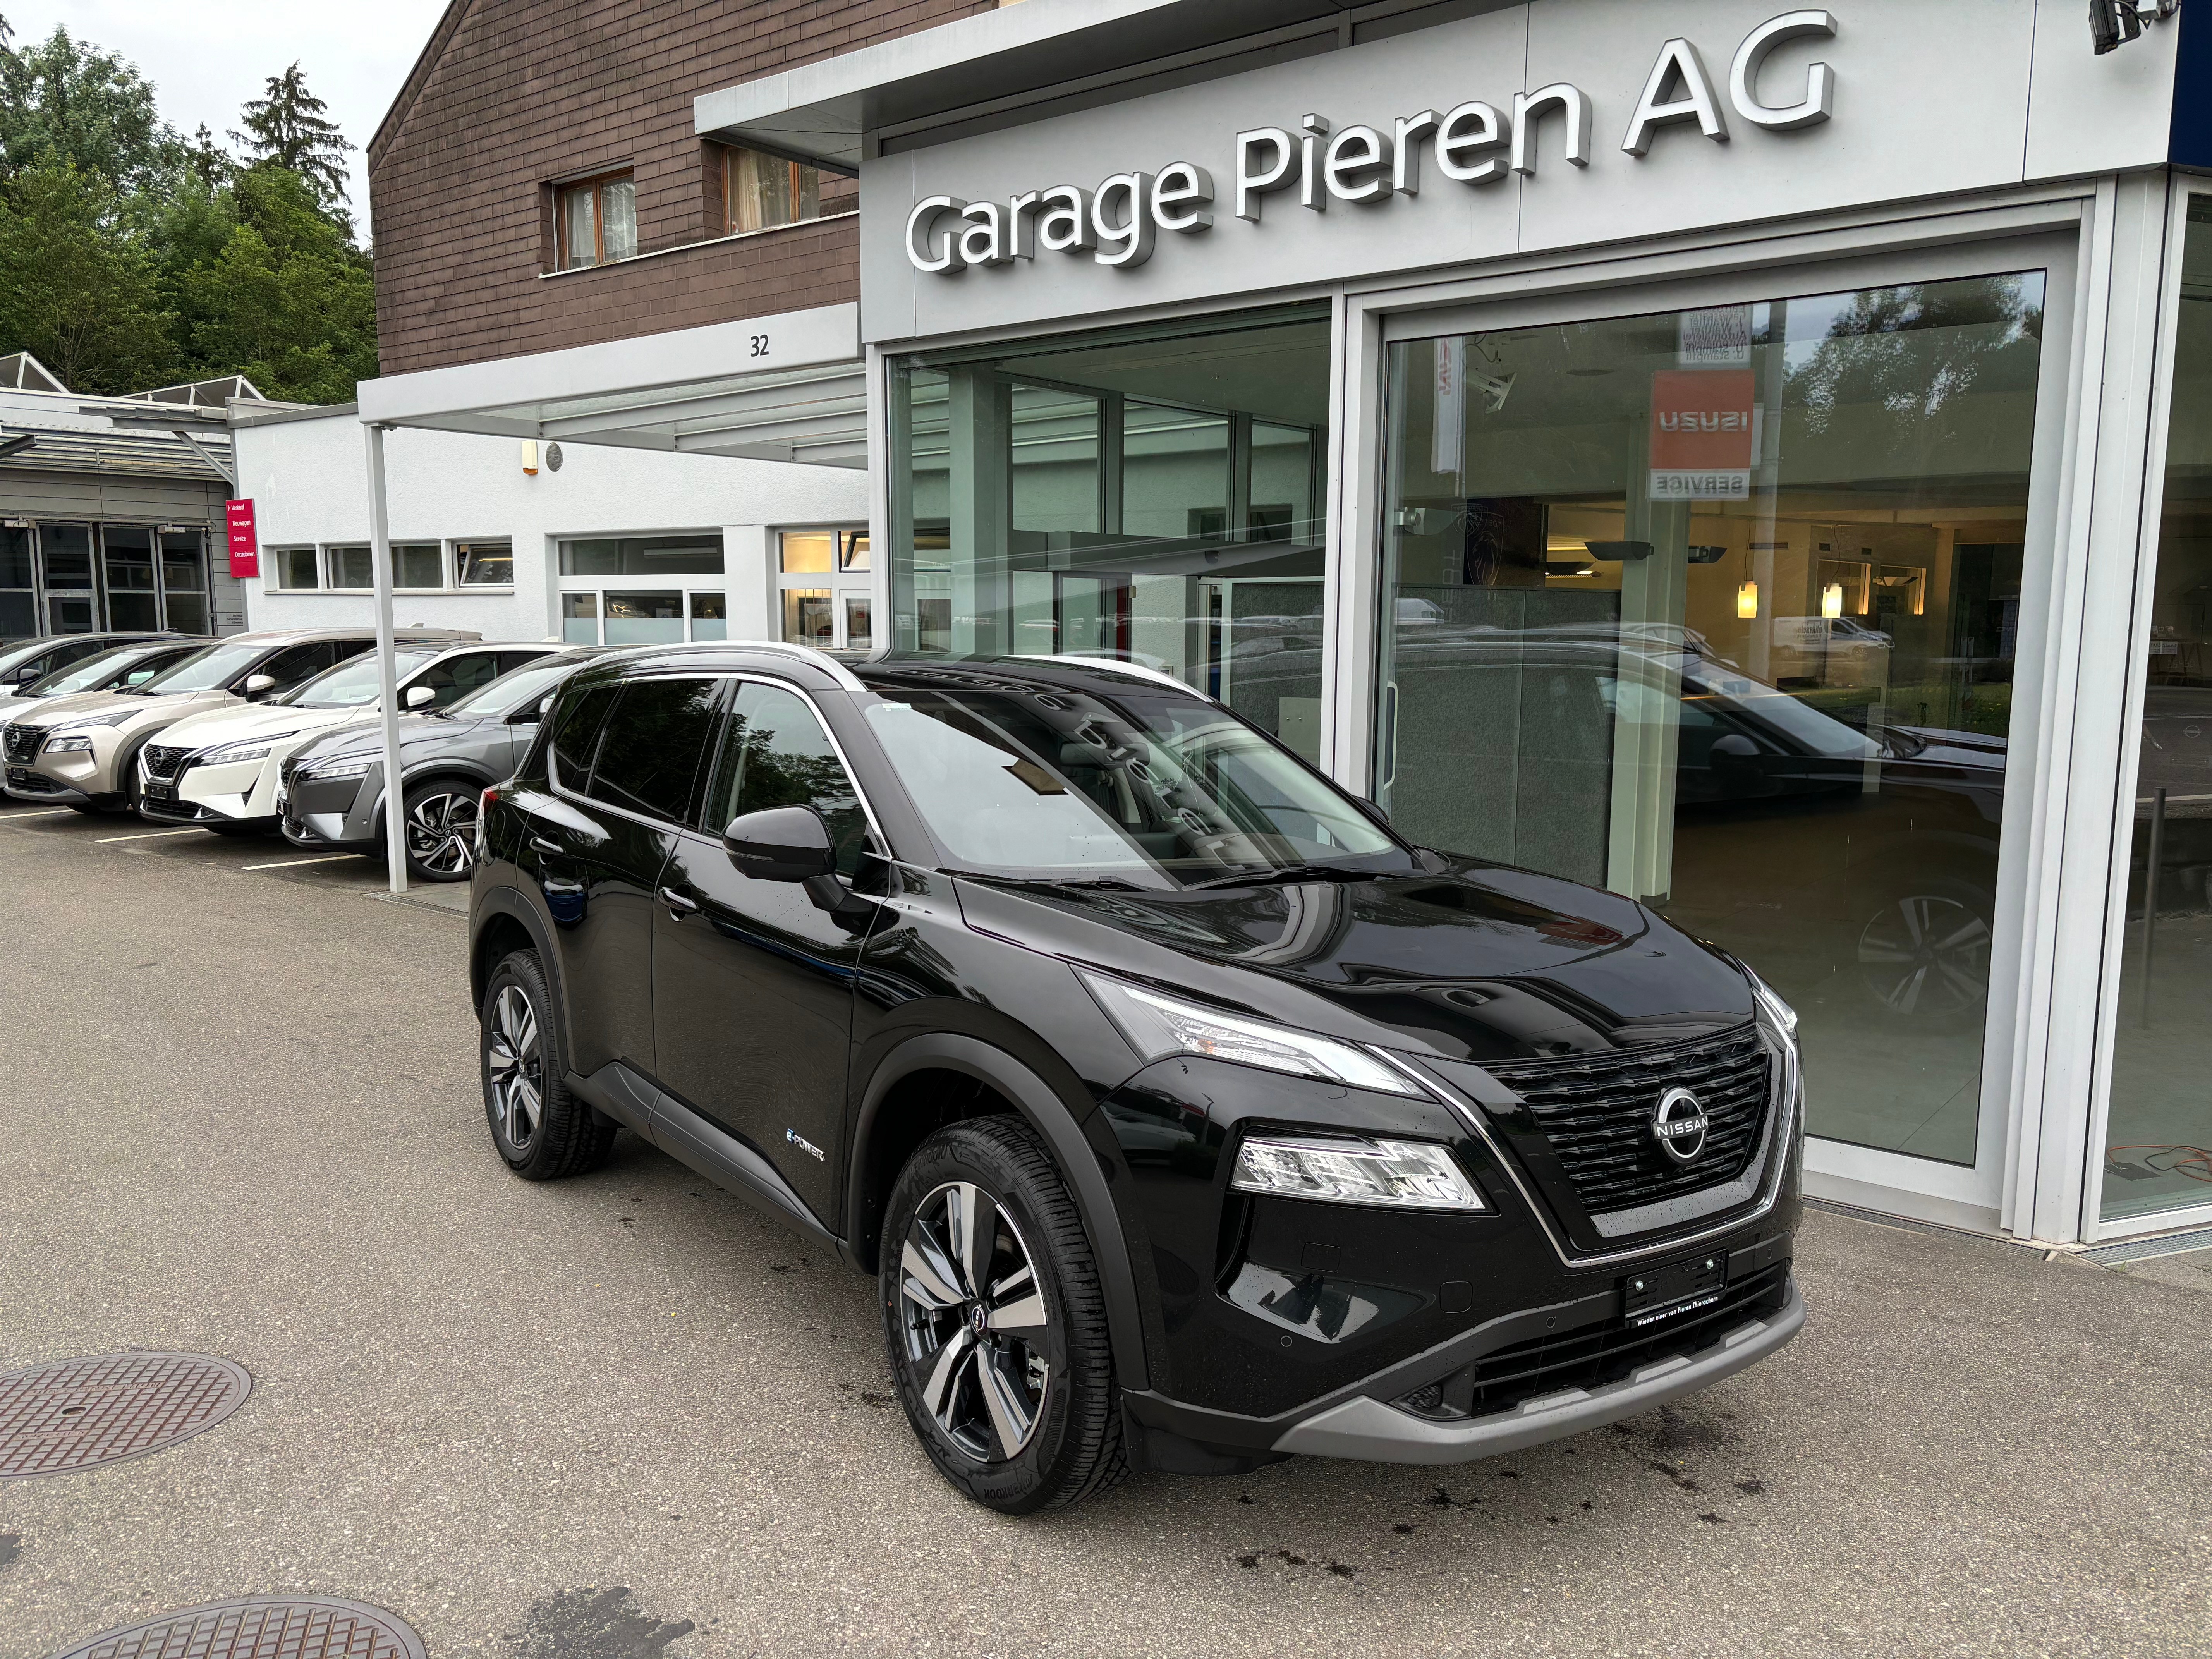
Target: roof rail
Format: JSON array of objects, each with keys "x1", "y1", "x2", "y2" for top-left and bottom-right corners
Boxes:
[{"x1": 706, "y1": 637, "x2": 871, "y2": 695}]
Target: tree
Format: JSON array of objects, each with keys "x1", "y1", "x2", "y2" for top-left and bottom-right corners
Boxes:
[
  {"x1": 0, "y1": 25, "x2": 180, "y2": 192},
  {"x1": 178, "y1": 164, "x2": 375, "y2": 404},
  {"x1": 231, "y1": 63, "x2": 351, "y2": 211},
  {"x1": 0, "y1": 161, "x2": 173, "y2": 393}
]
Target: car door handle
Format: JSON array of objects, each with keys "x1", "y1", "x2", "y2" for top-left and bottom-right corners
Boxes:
[
  {"x1": 659, "y1": 886, "x2": 701, "y2": 919},
  {"x1": 528, "y1": 833, "x2": 562, "y2": 856}
]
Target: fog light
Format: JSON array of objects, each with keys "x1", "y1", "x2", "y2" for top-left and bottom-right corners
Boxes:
[{"x1": 1231, "y1": 1135, "x2": 1486, "y2": 1211}]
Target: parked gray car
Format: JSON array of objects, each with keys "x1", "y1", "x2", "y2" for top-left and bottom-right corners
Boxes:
[{"x1": 280, "y1": 647, "x2": 608, "y2": 880}]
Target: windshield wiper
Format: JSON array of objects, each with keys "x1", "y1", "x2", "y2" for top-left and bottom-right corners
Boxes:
[{"x1": 1178, "y1": 863, "x2": 1384, "y2": 891}]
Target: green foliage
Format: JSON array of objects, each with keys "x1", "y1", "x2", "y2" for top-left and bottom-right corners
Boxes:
[
  {"x1": 0, "y1": 29, "x2": 374, "y2": 404},
  {"x1": 0, "y1": 160, "x2": 174, "y2": 393}
]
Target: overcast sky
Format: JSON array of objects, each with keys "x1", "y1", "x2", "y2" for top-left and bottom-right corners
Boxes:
[{"x1": 4, "y1": 0, "x2": 451, "y2": 234}]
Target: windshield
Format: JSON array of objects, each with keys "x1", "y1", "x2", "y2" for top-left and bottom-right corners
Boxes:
[
  {"x1": 24, "y1": 645, "x2": 156, "y2": 698},
  {"x1": 863, "y1": 680, "x2": 1406, "y2": 887},
  {"x1": 283, "y1": 649, "x2": 439, "y2": 708},
  {"x1": 447, "y1": 654, "x2": 594, "y2": 720},
  {"x1": 134, "y1": 641, "x2": 268, "y2": 695}
]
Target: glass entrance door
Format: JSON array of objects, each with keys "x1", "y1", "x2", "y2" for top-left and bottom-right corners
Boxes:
[
  {"x1": 1377, "y1": 272, "x2": 2049, "y2": 1168},
  {"x1": 39, "y1": 523, "x2": 96, "y2": 632},
  {"x1": 2104, "y1": 197, "x2": 2212, "y2": 1226}
]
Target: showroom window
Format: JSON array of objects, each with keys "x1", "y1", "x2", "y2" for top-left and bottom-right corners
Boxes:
[
  {"x1": 0, "y1": 524, "x2": 32, "y2": 640},
  {"x1": 559, "y1": 532, "x2": 725, "y2": 645},
  {"x1": 779, "y1": 528, "x2": 870, "y2": 649},
  {"x1": 1376, "y1": 273, "x2": 2047, "y2": 1168},
  {"x1": 39, "y1": 523, "x2": 96, "y2": 632},
  {"x1": 891, "y1": 306, "x2": 1329, "y2": 757},
  {"x1": 555, "y1": 169, "x2": 638, "y2": 271},
  {"x1": 2104, "y1": 197, "x2": 2212, "y2": 1224}
]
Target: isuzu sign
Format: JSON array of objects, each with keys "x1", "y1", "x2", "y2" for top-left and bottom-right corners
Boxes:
[
  {"x1": 906, "y1": 10, "x2": 1838, "y2": 275},
  {"x1": 1650, "y1": 370, "x2": 1758, "y2": 501}
]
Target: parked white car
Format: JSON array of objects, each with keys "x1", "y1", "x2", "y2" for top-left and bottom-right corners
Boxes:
[{"x1": 136, "y1": 641, "x2": 555, "y2": 833}]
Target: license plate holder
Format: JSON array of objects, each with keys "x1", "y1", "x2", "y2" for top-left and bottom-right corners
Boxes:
[
  {"x1": 5, "y1": 766, "x2": 31, "y2": 787},
  {"x1": 1622, "y1": 1253, "x2": 1727, "y2": 1328},
  {"x1": 144, "y1": 781, "x2": 176, "y2": 803}
]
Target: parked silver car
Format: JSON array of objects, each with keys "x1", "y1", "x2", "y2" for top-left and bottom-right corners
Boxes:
[{"x1": 280, "y1": 648, "x2": 607, "y2": 879}]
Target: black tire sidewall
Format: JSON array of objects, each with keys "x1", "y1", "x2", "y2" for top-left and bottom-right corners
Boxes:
[
  {"x1": 1856, "y1": 869, "x2": 1995, "y2": 1028},
  {"x1": 480, "y1": 950, "x2": 572, "y2": 1178},
  {"x1": 880, "y1": 1120, "x2": 1101, "y2": 1514}
]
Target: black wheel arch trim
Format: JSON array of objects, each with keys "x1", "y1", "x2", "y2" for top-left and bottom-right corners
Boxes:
[
  {"x1": 470, "y1": 881, "x2": 563, "y2": 1022},
  {"x1": 850, "y1": 1030, "x2": 1152, "y2": 1395}
]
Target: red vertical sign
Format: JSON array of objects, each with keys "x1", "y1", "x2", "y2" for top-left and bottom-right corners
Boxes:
[{"x1": 225, "y1": 498, "x2": 259, "y2": 578}]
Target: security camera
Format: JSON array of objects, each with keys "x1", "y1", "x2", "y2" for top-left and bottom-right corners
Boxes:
[{"x1": 2092, "y1": 0, "x2": 2180, "y2": 55}]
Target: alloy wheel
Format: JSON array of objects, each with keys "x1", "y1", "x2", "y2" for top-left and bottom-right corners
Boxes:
[
  {"x1": 897, "y1": 1181, "x2": 1052, "y2": 1463},
  {"x1": 405, "y1": 789, "x2": 478, "y2": 878},
  {"x1": 486, "y1": 984, "x2": 543, "y2": 1152},
  {"x1": 1857, "y1": 894, "x2": 1991, "y2": 1017}
]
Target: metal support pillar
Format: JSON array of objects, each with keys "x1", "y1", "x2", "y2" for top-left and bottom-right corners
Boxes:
[{"x1": 364, "y1": 420, "x2": 408, "y2": 895}]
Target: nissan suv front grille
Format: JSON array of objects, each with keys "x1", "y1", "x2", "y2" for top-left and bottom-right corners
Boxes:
[
  {"x1": 2, "y1": 723, "x2": 38, "y2": 765},
  {"x1": 1393, "y1": 1260, "x2": 1792, "y2": 1424},
  {"x1": 1483, "y1": 1025, "x2": 1771, "y2": 1213},
  {"x1": 141, "y1": 744, "x2": 190, "y2": 782}
]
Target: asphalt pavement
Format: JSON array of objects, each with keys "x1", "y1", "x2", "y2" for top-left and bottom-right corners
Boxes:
[{"x1": 2, "y1": 804, "x2": 2210, "y2": 1658}]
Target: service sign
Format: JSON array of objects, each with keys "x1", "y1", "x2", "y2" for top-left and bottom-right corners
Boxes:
[
  {"x1": 1649, "y1": 369, "x2": 1755, "y2": 501},
  {"x1": 225, "y1": 498, "x2": 259, "y2": 578}
]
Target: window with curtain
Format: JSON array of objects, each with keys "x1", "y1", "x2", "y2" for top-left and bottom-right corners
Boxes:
[
  {"x1": 556, "y1": 171, "x2": 638, "y2": 270},
  {"x1": 723, "y1": 145, "x2": 845, "y2": 235}
]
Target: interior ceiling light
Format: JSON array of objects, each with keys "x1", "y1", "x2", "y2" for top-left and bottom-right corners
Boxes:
[
  {"x1": 1822, "y1": 582, "x2": 1845, "y2": 619},
  {"x1": 1738, "y1": 580, "x2": 1760, "y2": 618}
]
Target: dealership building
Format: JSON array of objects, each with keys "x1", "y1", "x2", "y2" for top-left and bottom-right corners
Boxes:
[{"x1": 319, "y1": 0, "x2": 2212, "y2": 1248}]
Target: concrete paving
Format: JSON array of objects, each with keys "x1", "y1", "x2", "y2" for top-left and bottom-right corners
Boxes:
[{"x1": 2, "y1": 804, "x2": 2210, "y2": 1659}]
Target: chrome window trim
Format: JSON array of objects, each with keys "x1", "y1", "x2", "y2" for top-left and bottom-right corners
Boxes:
[{"x1": 1366, "y1": 1034, "x2": 1797, "y2": 1270}]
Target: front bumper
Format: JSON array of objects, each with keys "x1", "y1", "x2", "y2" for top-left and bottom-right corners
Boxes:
[
  {"x1": 1272, "y1": 1279, "x2": 1803, "y2": 1462},
  {"x1": 279, "y1": 759, "x2": 381, "y2": 850}
]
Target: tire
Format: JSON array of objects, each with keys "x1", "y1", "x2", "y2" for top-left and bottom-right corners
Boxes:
[
  {"x1": 480, "y1": 948, "x2": 616, "y2": 1180},
  {"x1": 1856, "y1": 871, "x2": 1995, "y2": 1027},
  {"x1": 880, "y1": 1116, "x2": 1127, "y2": 1515},
  {"x1": 399, "y1": 776, "x2": 480, "y2": 883}
]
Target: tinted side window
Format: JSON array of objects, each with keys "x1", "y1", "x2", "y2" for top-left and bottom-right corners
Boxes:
[
  {"x1": 410, "y1": 650, "x2": 505, "y2": 707},
  {"x1": 549, "y1": 684, "x2": 618, "y2": 790},
  {"x1": 258, "y1": 642, "x2": 341, "y2": 691},
  {"x1": 586, "y1": 678, "x2": 721, "y2": 822},
  {"x1": 704, "y1": 682, "x2": 869, "y2": 875},
  {"x1": 497, "y1": 649, "x2": 550, "y2": 675}
]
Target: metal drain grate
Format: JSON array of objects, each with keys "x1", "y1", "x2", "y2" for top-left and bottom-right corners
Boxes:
[
  {"x1": 2081, "y1": 1224, "x2": 2212, "y2": 1264},
  {"x1": 0, "y1": 1352, "x2": 252, "y2": 1479},
  {"x1": 50, "y1": 1597, "x2": 426, "y2": 1659}
]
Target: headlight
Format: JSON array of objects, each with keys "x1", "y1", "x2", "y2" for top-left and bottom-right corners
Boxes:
[
  {"x1": 1744, "y1": 964, "x2": 1798, "y2": 1046},
  {"x1": 50, "y1": 709, "x2": 133, "y2": 731},
  {"x1": 1080, "y1": 971, "x2": 1426, "y2": 1097},
  {"x1": 302, "y1": 757, "x2": 373, "y2": 781},
  {"x1": 201, "y1": 733, "x2": 295, "y2": 765},
  {"x1": 1232, "y1": 1135, "x2": 1486, "y2": 1211},
  {"x1": 43, "y1": 735, "x2": 95, "y2": 754}
]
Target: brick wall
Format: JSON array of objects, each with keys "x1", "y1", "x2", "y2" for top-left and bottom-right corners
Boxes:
[{"x1": 368, "y1": 0, "x2": 993, "y2": 376}]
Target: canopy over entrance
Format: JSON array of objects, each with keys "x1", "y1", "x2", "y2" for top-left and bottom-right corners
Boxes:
[{"x1": 350, "y1": 302, "x2": 869, "y2": 891}]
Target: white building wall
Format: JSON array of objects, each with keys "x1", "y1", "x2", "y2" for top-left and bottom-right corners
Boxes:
[{"x1": 232, "y1": 408, "x2": 868, "y2": 644}]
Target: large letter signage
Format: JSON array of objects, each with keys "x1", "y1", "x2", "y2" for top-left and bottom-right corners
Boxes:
[{"x1": 905, "y1": 11, "x2": 1838, "y2": 276}]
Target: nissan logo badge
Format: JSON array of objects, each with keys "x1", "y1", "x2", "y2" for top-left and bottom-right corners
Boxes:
[{"x1": 1652, "y1": 1086, "x2": 1710, "y2": 1163}]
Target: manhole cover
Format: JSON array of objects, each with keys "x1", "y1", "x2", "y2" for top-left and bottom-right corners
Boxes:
[
  {"x1": 0, "y1": 1352, "x2": 252, "y2": 1479},
  {"x1": 50, "y1": 1597, "x2": 426, "y2": 1659}
]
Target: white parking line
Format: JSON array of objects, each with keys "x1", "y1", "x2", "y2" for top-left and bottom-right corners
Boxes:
[
  {"x1": 240, "y1": 854, "x2": 357, "y2": 871},
  {"x1": 0, "y1": 808, "x2": 75, "y2": 819},
  {"x1": 97, "y1": 828, "x2": 209, "y2": 843}
]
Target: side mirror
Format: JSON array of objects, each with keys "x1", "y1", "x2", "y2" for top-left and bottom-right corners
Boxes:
[
  {"x1": 243, "y1": 673, "x2": 278, "y2": 697},
  {"x1": 405, "y1": 684, "x2": 437, "y2": 709},
  {"x1": 722, "y1": 806, "x2": 836, "y2": 883}
]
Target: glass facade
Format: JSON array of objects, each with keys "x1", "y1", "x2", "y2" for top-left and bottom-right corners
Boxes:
[
  {"x1": 0, "y1": 522, "x2": 213, "y2": 639},
  {"x1": 892, "y1": 307, "x2": 1330, "y2": 760},
  {"x1": 2106, "y1": 199, "x2": 2212, "y2": 1221},
  {"x1": 1374, "y1": 275, "x2": 2045, "y2": 1164}
]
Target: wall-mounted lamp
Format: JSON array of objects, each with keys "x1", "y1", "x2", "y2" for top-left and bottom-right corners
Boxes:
[
  {"x1": 1821, "y1": 582, "x2": 1844, "y2": 620},
  {"x1": 1738, "y1": 580, "x2": 1759, "y2": 619},
  {"x1": 521, "y1": 440, "x2": 539, "y2": 476}
]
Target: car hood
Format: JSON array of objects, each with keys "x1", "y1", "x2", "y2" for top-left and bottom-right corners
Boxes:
[
  {"x1": 5, "y1": 687, "x2": 227, "y2": 730},
  {"x1": 297, "y1": 711, "x2": 493, "y2": 764},
  {"x1": 952, "y1": 857, "x2": 1757, "y2": 1066},
  {"x1": 163, "y1": 701, "x2": 357, "y2": 751}
]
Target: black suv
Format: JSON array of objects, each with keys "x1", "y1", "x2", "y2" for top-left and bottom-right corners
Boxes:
[{"x1": 469, "y1": 644, "x2": 1803, "y2": 1513}]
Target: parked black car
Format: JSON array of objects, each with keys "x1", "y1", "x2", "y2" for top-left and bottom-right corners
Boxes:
[{"x1": 468, "y1": 645, "x2": 1803, "y2": 1513}]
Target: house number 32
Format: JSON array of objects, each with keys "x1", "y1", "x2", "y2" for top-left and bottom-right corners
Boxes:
[{"x1": 750, "y1": 333, "x2": 770, "y2": 357}]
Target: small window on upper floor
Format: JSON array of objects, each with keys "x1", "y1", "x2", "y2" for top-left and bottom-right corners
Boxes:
[
  {"x1": 556, "y1": 170, "x2": 638, "y2": 271},
  {"x1": 725, "y1": 145, "x2": 848, "y2": 236}
]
